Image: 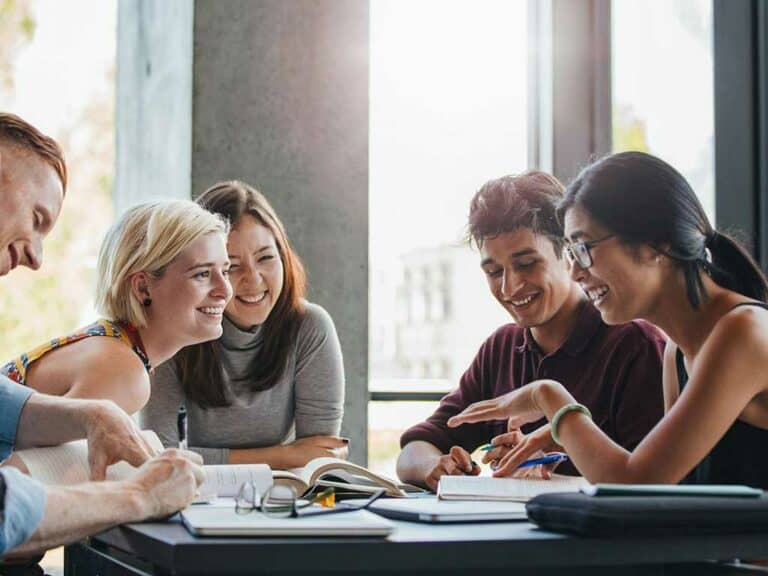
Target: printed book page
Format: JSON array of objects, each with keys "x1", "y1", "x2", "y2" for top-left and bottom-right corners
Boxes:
[
  {"x1": 274, "y1": 458, "x2": 421, "y2": 498},
  {"x1": 288, "y1": 457, "x2": 407, "y2": 497},
  {"x1": 438, "y1": 474, "x2": 586, "y2": 501},
  {"x1": 199, "y1": 464, "x2": 272, "y2": 499}
]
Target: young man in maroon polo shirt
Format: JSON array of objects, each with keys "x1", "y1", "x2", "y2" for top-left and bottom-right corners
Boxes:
[{"x1": 396, "y1": 171, "x2": 665, "y2": 491}]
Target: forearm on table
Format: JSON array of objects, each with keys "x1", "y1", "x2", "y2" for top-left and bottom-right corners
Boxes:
[
  {"x1": 229, "y1": 445, "x2": 295, "y2": 469},
  {"x1": 7, "y1": 481, "x2": 147, "y2": 557},
  {"x1": 396, "y1": 441, "x2": 442, "y2": 487}
]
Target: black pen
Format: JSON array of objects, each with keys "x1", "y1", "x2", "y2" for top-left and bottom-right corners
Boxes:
[{"x1": 177, "y1": 406, "x2": 188, "y2": 450}]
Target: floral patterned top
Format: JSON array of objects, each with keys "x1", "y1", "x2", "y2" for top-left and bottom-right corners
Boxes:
[{"x1": 0, "y1": 319, "x2": 151, "y2": 387}]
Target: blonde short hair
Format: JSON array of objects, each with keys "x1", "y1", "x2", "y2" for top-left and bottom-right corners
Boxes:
[{"x1": 95, "y1": 200, "x2": 229, "y2": 328}]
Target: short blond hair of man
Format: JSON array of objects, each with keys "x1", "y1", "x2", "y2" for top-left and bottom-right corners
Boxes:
[{"x1": 95, "y1": 200, "x2": 229, "y2": 328}]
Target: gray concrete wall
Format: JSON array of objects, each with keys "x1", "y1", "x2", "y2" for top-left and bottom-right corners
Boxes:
[
  {"x1": 192, "y1": 0, "x2": 369, "y2": 464},
  {"x1": 115, "y1": 0, "x2": 193, "y2": 213},
  {"x1": 117, "y1": 0, "x2": 370, "y2": 464}
]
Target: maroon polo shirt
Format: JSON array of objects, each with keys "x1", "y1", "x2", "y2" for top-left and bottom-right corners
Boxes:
[{"x1": 400, "y1": 303, "x2": 665, "y2": 459}]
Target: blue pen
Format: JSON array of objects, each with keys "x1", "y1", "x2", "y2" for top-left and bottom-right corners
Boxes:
[
  {"x1": 515, "y1": 453, "x2": 568, "y2": 469},
  {"x1": 480, "y1": 445, "x2": 568, "y2": 469}
]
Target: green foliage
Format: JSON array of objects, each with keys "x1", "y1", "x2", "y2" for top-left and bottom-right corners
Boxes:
[
  {"x1": 0, "y1": 0, "x2": 36, "y2": 91},
  {"x1": 613, "y1": 104, "x2": 650, "y2": 154}
]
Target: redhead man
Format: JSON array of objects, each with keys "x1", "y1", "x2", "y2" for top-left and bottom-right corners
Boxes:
[{"x1": 0, "y1": 112, "x2": 204, "y2": 557}]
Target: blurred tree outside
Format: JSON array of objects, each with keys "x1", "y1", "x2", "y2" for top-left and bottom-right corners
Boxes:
[
  {"x1": 0, "y1": 0, "x2": 36, "y2": 91},
  {"x1": 0, "y1": 0, "x2": 115, "y2": 359},
  {"x1": 613, "y1": 103, "x2": 650, "y2": 153}
]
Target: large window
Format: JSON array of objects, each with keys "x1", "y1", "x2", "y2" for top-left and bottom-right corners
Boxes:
[
  {"x1": 369, "y1": 0, "x2": 528, "y2": 476},
  {"x1": 612, "y1": 0, "x2": 714, "y2": 220},
  {"x1": 0, "y1": 0, "x2": 116, "y2": 360}
]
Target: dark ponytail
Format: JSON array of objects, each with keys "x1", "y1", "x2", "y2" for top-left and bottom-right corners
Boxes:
[
  {"x1": 559, "y1": 152, "x2": 768, "y2": 307},
  {"x1": 706, "y1": 231, "x2": 768, "y2": 302}
]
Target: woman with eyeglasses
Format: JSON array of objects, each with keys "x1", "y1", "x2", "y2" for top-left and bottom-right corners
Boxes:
[{"x1": 448, "y1": 151, "x2": 768, "y2": 488}]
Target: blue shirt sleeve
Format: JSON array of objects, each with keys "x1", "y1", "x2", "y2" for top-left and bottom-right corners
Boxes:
[
  {"x1": 0, "y1": 375, "x2": 33, "y2": 461},
  {"x1": 0, "y1": 467, "x2": 46, "y2": 555}
]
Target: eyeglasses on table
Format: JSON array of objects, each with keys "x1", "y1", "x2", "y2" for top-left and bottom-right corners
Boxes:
[{"x1": 235, "y1": 483, "x2": 386, "y2": 518}]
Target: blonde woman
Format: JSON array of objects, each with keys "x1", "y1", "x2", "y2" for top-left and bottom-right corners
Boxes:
[
  {"x1": 141, "y1": 182, "x2": 346, "y2": 467},
  {"x1": 1, "y1": 200, "x2": 232, "y2": 414}
]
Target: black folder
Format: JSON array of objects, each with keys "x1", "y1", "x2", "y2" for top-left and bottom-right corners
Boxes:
[{"x1": 526, "y1": 492, "x2": 768, "y2": 536}]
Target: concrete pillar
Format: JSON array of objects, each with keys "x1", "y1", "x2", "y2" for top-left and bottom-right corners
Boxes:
[
  {"x1": 117, "y1": 0, "x2": 370, "y2": 464},
  {"x1": 115, "y1": 0, "x2": 193, "y2": 211}
]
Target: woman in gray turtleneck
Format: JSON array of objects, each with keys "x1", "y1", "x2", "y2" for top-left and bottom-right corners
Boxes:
[{"x1": 140, "y1": 181, "x2": 346, "y2": 467}]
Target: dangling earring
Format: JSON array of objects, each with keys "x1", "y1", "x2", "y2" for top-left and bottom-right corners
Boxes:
[{"x1": 143, "y1": 298, "x2": 152, "y2": 307}]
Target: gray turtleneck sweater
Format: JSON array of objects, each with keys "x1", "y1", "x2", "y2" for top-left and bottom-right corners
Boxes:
[{"x1": 139, "y1": 301, "x2": 345, "y2": 464}]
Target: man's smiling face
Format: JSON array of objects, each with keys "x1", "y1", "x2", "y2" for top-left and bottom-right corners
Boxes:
[
  {"x1": 479, "y1": 227, "x2": 574, "y2": 328},
  {"x1": 0, "y1": 145, "x2": 63, "y2": 277}
]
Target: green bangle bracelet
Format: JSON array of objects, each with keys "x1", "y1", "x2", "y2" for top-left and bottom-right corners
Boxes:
[{"x1": 550, "y1": 403, "x2": 592, "y2": 446}]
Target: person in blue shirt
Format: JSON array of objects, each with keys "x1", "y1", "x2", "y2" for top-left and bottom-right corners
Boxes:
[{"x1": 0, "y1": 112, "x2": 206, "y2": 557}]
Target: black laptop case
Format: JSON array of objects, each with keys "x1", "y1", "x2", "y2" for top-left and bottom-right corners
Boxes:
[{"x1": 526, "y1": 492, "x2": 768, "y2": 536}]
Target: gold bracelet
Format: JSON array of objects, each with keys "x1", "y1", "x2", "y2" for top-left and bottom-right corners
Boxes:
[{"x1": 550, "y1": 403, "x2": 592, "y2": 446}]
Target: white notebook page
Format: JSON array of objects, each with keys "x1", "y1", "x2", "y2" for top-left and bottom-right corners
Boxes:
[
  {"x1": 438, "y1": 474, "x2": 585, "y2": 501},
  {"x1": 15, "y1": 431, "x2": 271, "y2": 499},
  {"x1": 16, "y1": 430, "x2": 165, "y2": 485}
]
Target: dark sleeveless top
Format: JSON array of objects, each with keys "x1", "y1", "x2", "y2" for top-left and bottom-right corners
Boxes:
[{"x1": 676, "y1": 302, "x2": 768, "y2": 488}]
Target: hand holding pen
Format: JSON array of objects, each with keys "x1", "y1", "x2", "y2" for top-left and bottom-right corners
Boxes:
[
  {"x1": 480, "y1": 445, "x2": 568, "y2": 469},
  {"x1": 423, "y1": 445, "x2": 481, "y2": 492},
  {"x1": 480, "y1": 423, "x2": 563, "y2": 478}
]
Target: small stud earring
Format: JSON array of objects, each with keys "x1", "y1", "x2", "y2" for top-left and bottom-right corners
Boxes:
[{"x1": 143, "y1": 298, "x2": 152, "y2": 307}]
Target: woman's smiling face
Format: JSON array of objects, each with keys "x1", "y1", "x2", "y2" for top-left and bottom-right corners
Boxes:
[
  {"x1": 144, "y1": 231, "x2": 232, "y2": 344},
  {"x1": 224, "y1": 215, "x2": 285, "y2": 329},
  {"x1": 563, "y1": 204, "x2": 664, "y2": 324}
]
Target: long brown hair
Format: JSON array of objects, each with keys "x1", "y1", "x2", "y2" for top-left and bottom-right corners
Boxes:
[{"x1": 176, "y1": 181, "x2": 306, "y2": 407}]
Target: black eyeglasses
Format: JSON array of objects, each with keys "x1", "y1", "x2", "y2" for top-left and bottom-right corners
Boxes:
[
  {"x1": 235, "y1": 483, "x2": 386, "y2": 518},
  {"x1": 563, "y1": 234, "x2": 615, "y2": 269}
]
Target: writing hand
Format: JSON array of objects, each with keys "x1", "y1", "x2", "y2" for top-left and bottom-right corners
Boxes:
[
  {"x1": 128, "y1": 449, "x2": 205, "y2": 518},
  {"x1": 487, "y1": 424, "x2": 560, "y2": 478},
  {"x1": 480, "y1": 419, "x2": 524, "y2": 467},
  {"x1": 424, "y1": 446, "x2": 480, "y2": 492}
]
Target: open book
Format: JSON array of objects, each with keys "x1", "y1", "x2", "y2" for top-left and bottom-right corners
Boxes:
[
  {"x1": 438, "y1": 474, "x2": 586, "y2": 502},
  {"x1": 274, "y1": 457, "x2": 421, "y2": 498},
  {"x1": 12, "y1": 431, "x2": 272, "y2": 500}
]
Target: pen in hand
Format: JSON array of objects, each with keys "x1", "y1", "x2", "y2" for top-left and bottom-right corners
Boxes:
[
  {"x1": 177, "y1": 406, "x2": 188, "y2": 450},
  {"x1": 479, "y1": 444, "x2": 569, "y2": 470},
  {"x1": 514, "y1": 453, "x2": 568, "y2": 469}
]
